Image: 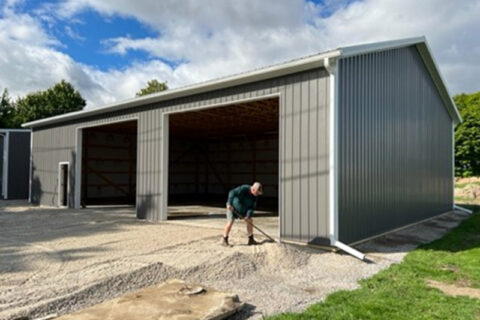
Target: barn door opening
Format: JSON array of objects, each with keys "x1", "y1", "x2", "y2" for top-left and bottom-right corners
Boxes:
[
  {"x1": 58, "y1": 162, "x2": 69, "y2": 207},
  {"x1": 164, "y1": 97, "x2": 280, "y2": 239},
  {"x1": 80, "y1": 120, "x2": 138, "y2": 207}
]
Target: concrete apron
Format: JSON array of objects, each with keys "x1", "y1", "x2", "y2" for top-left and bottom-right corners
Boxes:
[{"x1": 56, "y1": 279, "x2": 243, "y2": 320}]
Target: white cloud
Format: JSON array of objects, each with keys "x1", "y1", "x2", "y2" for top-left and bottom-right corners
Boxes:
[
  {"x1": 0, "y1": 0, "x2": 479, "y2": 110},
  {"x1": 57, "y1": 0, "x2": 480, "y2": 95},
  {"x1": 64, "y1": 26, "x2": 85, "y2": 41}
]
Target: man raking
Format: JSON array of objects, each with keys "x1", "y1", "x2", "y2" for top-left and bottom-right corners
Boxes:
[{"x1": 222, "y1": 182, "x2": 263, "y2": 246}]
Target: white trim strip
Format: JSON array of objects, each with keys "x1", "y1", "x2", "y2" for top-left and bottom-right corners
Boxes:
[
  {"x1": 3, "y1": 131, "x2": 9, "y2": 199},
  {"x1": 0, "y1": 129, "x2": 31, "y2": 133},
  {"x1": 324, "y1": 56, "x2": 366, "y2": 261},
  {"x1": 325, "y1": 57, "x2": 339, "y2": 241},
  {"x1": 340, "y1": 36, "x2": 426, "y2": 58},
  {"x1": 22, "y1": 52, "x2": 339, "y2": 128},
  {"x1": 161, "y1": 113, "x2": 169, "y2": 221},
  {"x1": 74, "y1": 128, "x2": 82, "y2": 209},
  {"x1": 452, "y1": 122, "x2": 455, "y2": 210},
  {"x1": 454, "y1": 205, "x2": 473, "y2": 215},
  {"x1": 417, "y1": 40, "x2": 462, "y2": 124},
  {"x1": 331, "y1": 239, "x2": 366, "y2": 261},
  {"x1": 29, "y1": 131, "x2": 33, "y2": 203},
  {"x1": 57, "y1": 161, "x2": 70, "y2": 207}
]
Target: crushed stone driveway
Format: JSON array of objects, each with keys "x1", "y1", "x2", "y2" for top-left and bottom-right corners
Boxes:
[{"x1": 0, "y1": 200, "x2": 469, "y2": 320}]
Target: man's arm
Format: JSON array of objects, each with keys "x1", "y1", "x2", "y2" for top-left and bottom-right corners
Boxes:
[{"x1": 227, "y1": 185, "x2": 242, "y2": 206}]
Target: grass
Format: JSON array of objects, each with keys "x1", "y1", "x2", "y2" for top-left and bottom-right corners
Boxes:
[
  {"x1": 266, "y1": 205, "x2": 480, "y2": 320},
  {"x1": 455, "y1": 196, "x2": 480, "y2": 205},
  {"x1": 455, "y1": 181, "x2": 480, "y2": 189}
]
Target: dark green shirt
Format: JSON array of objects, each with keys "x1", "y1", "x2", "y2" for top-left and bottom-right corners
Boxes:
[{"x1": 227, "y1": 184, "x2": 257, "y2": 217}]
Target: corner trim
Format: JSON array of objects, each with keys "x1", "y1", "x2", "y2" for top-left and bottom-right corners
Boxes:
[
  {"x1": 2, "y1": 131, "x2": 9, "y2": 199},
  {"x1": 57, "y1": 161, "x2": 70, "y2": 207}
]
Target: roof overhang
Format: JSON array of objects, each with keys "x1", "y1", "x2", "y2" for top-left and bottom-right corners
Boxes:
[
  {"x1": 22, "y1": 36, "x2": 461, "y2": 128},
  {"x1": 0, "y1": 129, "x2": 31, "y2": 132},
  {"x1": 22, "y1": 50, "x2": 341, "y2": 128}
]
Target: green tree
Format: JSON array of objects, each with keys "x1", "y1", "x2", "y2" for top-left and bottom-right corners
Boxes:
[
  {"x1": 0, "y1": 88, "x2": 16, "y2": 128},
  {"x1": 13, "y1": 80, "x2": 86, "y2": 127},
  {"x1": 136, "y1": 79, "x2": 168, "y2": 97},
  {"x1": 454, "y1": 91, "x2": 480, "y2": 177}
]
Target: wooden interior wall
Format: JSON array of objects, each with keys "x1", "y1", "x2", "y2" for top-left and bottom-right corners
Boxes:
[
  {"x1": 82, "y1": 122, "x2": 137, "y2": 206},
  {"x1": 169, "y1": 135, "x2": 278, "y2": 200}
]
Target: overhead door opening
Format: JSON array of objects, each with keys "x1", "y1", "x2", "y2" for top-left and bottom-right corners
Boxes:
[
  {"x1": 80, "y1": 120, "x2": 137, "y2": 207},
  {"x1": 167, "y1": 97, "x2": 279, "y2": 225}
]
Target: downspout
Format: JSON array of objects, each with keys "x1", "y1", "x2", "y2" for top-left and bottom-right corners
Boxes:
[{"x1": 324, "y1": 57, "x2": 366, "y2": 261}]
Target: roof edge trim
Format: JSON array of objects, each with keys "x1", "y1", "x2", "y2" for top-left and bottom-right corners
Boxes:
[
  {"x1": 339, "y1": 36, "x2": 462, "y2": 125},
  {"x1": 23, "y1": 50, "x2": 340, "y2": 128},
  {"x1": 415, "y1": 41, "x2": 462, "y2": 124}
]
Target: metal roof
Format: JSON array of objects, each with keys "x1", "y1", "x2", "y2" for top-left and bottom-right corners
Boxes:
[{"x1": 22, "y1": 36, "x2": 461, "y2": 128}]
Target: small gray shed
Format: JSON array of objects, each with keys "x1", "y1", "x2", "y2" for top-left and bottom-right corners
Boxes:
[
  {"x1": 22, "y1": 36, "x2": 461, "y2": 255},
  {"x1": 0, "y1": 129, "x2": 31, "y2": 200}
]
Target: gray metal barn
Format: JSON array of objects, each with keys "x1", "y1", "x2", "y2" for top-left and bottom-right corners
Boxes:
[
  {"x1": 0, "y1": 129, "x2": 31, "y2": 200},
  {"x1": 22, "y1": 37, "x2": 461, "y2": 253}
]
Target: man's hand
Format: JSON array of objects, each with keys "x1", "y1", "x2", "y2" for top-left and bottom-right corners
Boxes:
[{"x1": 227, "y1": 204, "x2": 234, "y2": 211}]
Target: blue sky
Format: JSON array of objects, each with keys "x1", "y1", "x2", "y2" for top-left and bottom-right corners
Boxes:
[
  {"x1": 54, "y1": 10, "x2": 157, "y2": 70},
  {"x1": 0, "y1": 0, "x2": 479, "y2": 107},
  {"x1": 12, "y1": 0, "x2": 160, "y2": 70},
  {"x1": 18, "y1": 0, "x2": 347, "y2": 71}
]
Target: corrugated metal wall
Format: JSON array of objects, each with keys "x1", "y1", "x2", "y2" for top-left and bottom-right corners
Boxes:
[
  {"x1": 337, "y1": 46, "x2": 453, "y2": 244},
  {"x1": 31, "y1": 68, "x2": 331, "y2": 243},
  {"x1": 32, "y1": 113, "x2": 140, "y2": 207},
  {"x1": 7, "y1": 132, "x2": 31, "y2": 199}
]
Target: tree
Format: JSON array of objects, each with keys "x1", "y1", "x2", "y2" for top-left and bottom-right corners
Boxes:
[
  {"x1": 454, "y1": 91, "x2": 480, "y2": 177},
  {"x1": 0, "y1": 89, "x2": 16, "y2": 128},
  {"x1": 13, "y1": 80, "x2": 86, "y2": 127},
  {"x1": 136, "y1": 79, "x2": 168, "y2": 97}
]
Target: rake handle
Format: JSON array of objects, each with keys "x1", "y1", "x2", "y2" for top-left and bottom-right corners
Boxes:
[{"x1": 233, "y1": 210, "x2": 276, "y2": 242}]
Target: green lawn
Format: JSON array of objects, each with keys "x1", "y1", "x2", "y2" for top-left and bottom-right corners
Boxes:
[
  {"x1": 455, "y1": 181, "x2": 480, "y2": 189},
  {"x1": 267, "y1": 205, "x2": 480, "y2": 320}
]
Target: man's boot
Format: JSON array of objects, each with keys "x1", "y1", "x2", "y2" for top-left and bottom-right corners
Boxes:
[
  {"x1": 222, "y1": 236, "x2": 229, "y2": 247},
  {"x1": 247, "y1": 235, "x2": 258, "y2": 246}
]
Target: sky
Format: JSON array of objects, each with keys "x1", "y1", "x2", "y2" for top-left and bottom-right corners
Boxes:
[{"x1": 0, "y1": 0, "x2": 479, "y2": 108}]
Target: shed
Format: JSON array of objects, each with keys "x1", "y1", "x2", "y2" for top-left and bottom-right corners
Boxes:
[
  {"x1": 0, "y1": 129, "x2": 31, "y2": 200},
  {"x1": 22, "y1": 37, "x2": 461, "y2": 254}
]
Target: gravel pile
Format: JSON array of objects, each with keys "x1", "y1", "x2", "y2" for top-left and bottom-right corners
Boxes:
[{"x1": 0, "y1": 201, "x2": 469, "y2": 320}]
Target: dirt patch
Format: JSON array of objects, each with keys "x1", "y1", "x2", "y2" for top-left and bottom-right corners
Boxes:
[
  {"x1": 428, "y1": 280, "x2": 480, "y2": 299},
  {"x1": 56, "y1": 279, "x2": 243, "y2": 320},
  {"x1": 455, "y1": 177, "x2": 480, "y2": 204},
  {"x1": 440, "y1": 264, "x2": 460, "y2": 273}
]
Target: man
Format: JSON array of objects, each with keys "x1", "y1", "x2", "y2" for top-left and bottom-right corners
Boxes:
[{"x1": 222, "y1": 182, "x2": 263, "y2": 246}]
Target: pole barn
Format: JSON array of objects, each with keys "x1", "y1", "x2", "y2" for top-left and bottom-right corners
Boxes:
[{"x1": 23, "y1": 37, "x2": 461, "y2": 255}]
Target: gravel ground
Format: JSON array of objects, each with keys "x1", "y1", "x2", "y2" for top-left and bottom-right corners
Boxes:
[{"x1": 0, "y1": 200, "x2": 469, "y2": 320}]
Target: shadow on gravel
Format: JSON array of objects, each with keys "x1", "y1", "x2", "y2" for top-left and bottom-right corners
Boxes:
[
  {"x1": 0, "y1": 201, "x2": 139, "y2": 272},
  {"x1": 355, "y1": 209, "x2": 475, "y2": 255},
  {"x1": 227, "y1": 303, "x2": 258, "y2": 320}
]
